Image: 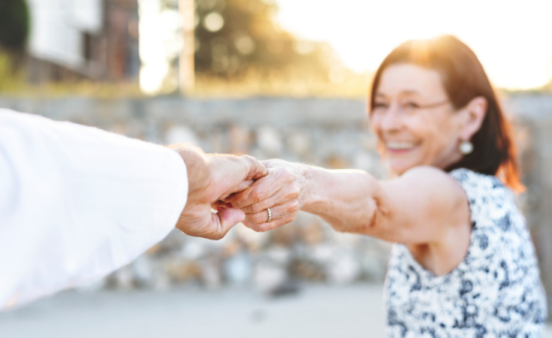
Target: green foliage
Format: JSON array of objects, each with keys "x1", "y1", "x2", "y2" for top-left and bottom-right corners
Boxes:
[
  {"x1": 194, "y1": 0, "x2": 336, "y2": 79},
  {"x1": 0, "y1": 0, "x2": 30, "y2": 51},
  {"x1": 0, "y1": 52, "x2": 25, "y2": 93}
]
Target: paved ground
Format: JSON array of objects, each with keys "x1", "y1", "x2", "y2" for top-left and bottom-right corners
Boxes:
[{"x1": 0, "y1": 284, "x2": 550, "y2": 338}]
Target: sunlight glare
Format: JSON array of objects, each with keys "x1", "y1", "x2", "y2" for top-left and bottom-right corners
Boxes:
[
  {"x1": 140, "y1": 62, "x2": 169, "y2": 95},
  {"x1": 276, "y1": 0, "x2": 552, "y2": 90},
  {"x1": 204, "y1": 12, "x2": 224, "y2": 32},
  {"x1": 139, "y1": 0, "x2": 182, "y2": 94}
]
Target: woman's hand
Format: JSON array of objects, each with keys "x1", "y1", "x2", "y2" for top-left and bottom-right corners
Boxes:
[{"x1": 225, "y1": 159, "x2": 310, "y2": 232}]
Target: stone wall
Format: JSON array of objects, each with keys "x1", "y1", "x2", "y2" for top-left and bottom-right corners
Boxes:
[{"x1": 1, "y1": 96, "x2": 551, "y2": 301}]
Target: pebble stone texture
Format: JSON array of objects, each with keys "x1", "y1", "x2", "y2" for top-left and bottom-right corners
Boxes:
[{"x1": 1, "y1": 95, "x2": 551, "y2": 310}]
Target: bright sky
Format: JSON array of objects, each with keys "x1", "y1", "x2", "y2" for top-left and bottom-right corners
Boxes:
[{"x1": 275, "y1": 0, "x2": 552, "y2": 90}]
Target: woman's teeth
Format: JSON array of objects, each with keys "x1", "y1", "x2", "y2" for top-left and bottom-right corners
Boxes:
[{"x1": 387, "y1": 142, "x2": 416, "y2": 150}]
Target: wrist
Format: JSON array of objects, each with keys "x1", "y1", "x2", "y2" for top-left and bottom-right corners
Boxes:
[
  {"x1": 170, "y1": 145, "x2": 211, "y2": 201},
  {"x1": 297, "y1": 164, "x2": 320, "y2": 212}
]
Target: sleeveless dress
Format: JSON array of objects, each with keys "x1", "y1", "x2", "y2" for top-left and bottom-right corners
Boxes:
[{"x1": 385, "y1": 168, "x2": 547, "y2": 338}]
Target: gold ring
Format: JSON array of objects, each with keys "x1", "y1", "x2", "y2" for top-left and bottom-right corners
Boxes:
[{"x1": 267, "y1": 208, "x2": 272, "y2": 223}]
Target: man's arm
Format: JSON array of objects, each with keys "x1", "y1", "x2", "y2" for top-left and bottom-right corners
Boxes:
[{"x1": 0, "y1": 109, "x2": 265, "y2": 310}]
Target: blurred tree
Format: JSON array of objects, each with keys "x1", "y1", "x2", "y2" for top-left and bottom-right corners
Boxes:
[
  {"x1": 0, "y1": 0, "x2": 28, "y2": 92},
  {"x1": 0, "y1": 52, "x2": 25, "y2": 93},
  {"x1": 193, "y1": 0, "x2": 335, "y2": 78},
  {"x1": 0, "y1": 0, "x2": 30, "y2": 52}
]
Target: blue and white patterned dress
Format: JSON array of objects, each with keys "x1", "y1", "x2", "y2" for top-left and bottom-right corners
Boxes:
[{"x1": 385, "y1": 169, "x2": 547, "y2": 338}]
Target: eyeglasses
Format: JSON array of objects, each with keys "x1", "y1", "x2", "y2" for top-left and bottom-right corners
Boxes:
[{"x1": 371, "y1": 100, "x2": 450, "y2": 115}]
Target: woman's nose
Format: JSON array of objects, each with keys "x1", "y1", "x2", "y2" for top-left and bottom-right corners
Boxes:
[{"x1": 380, "y1": 103, "x2": 403, "y2": 132}]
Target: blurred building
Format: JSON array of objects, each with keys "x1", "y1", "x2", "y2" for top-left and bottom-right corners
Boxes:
[{"x1": 26, "y1": 0, "x2": 140, "y2": 83}]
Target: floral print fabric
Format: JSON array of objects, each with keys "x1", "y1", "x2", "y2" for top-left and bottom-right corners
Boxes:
[{"x1": 385, "y1": 169, "x2": 547, "y2": 338}]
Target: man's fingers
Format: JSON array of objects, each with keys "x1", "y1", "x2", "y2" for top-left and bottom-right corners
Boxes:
[
  {"x1": 260, "y1": 159, "x2": 284, "y2": 169},
  {"x1": 244, "y1": 155, "x2": 269, "y2": 180},
  {"x1": 235, "y1": 180, "x2": 254, "y2": 194},
  {"x1": 206, "y1": 208, "x2": 245, "y2": 240},
  {"x1": 203, "y1": 155, "x2": 265, "y2": 202},
  {"x1": 220, "y1": 180, "x2": 254, "y2": 201},
  {"x1": 178, "y1": 204, "x2": 245, "y2": 240}
]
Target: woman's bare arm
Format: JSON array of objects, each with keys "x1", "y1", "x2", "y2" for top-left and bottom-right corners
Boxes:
[
  {"x1": 228, "y1": 160, "x2": 469, "y2": 246},
  {"x1": 303, "y1": 165, "x2": 469, "y2": 244}
]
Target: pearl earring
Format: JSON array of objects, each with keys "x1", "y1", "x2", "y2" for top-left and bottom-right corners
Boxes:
[{"x1": 459, "y1": 140, "x2": 473, "y2": 155}]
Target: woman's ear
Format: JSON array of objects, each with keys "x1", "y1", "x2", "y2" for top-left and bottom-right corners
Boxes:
[{"x1": 460, "y1": 96, "x2": 487, "y2": 141}]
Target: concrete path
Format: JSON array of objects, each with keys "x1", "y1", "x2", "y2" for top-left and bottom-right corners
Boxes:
[{"x1": 0, "y1": 284, "x2": 549, "y2": 338}]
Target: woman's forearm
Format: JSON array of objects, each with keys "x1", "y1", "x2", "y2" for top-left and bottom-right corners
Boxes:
[
  {"x1": 300, "y1": 165, "x2": 382, "y2": 233},
  {"x1": 229, "y1": 160, "x2": 467, "y2": 247},
  {"x1": 226, "y1": 159, "x2": 385, "y2": 235}
]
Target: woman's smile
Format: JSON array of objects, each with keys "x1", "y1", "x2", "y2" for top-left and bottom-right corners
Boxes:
[{"x1": 386, "y1": 141, "x2": 419, "y2": 154}]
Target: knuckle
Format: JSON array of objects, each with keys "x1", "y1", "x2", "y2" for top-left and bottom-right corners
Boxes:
[
  {"x1": 228, "y1": 196, "x2": 243, "y2": 208},
  {"x1": 283, "y1": 170, "x2": 293, "y2": 181},
  {"x1": 242, "y1": 221, "x2": 254, "y2": 228},
  {"x1": 251, "y1": 203, "x2": 263, "y2": 213},
  {"x1": 243, "y1": 222, "x2": 260, "y2": 232},
  {"x1": 249, "y1": 213, "x2": 264, "y2": 224},
  {"x1": 251, "y1": 226, "x2": 264, "y2": 233},
  {"x1": 256, "y1": 224, "x2": 267, "y2": 232},
  {"x1": 259, "y1": 224, "x2": 273, "y2": 232},
  {"x1": 292, "y1": 183, "x2": 301, "y2": 195},
  {"x1": 243, "y1": 155, "x2": 255, "y2": 162},
  {"x1": 283, "y1": 189, "x2": 295, "y2": 199},
  {"x1": 276, "y1": 220, "x2": 287, "y2": 228},
  {"x1": 286, "y1": 201, "x2": 299, "y2": 213},
  {"x1": 251, "y1": 189, "x2": 264, "y2": 203}
]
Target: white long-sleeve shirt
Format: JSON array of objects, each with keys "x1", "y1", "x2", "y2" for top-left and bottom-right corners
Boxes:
[{"x1": 0, "y1": 109, "x2": 188, "y2": 310}]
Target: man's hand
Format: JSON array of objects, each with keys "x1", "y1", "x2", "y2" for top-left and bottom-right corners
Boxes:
[{"x1": 171, "y1": 145, "x2": 268, "y2": 240}]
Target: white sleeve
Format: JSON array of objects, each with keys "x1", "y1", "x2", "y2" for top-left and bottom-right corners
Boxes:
[{"x1": 0, "y1": 109, "x2": 188, "y2": 310}]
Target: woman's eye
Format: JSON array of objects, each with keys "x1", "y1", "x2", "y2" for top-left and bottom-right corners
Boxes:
[
  {"x1": 404, "y1": 102, "x2": 420, "y2": 109},
  {"x1": 374, "y1": 102, "x2": 388, "y2": 109}
]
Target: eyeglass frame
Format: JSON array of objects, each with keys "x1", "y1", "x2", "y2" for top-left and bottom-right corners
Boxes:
[{"x1": 370, "y1": 99, "x2": 451, "y2": 115}]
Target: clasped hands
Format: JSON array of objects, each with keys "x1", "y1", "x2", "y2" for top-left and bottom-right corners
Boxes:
[{"x1": 173, "y1": 145, "x2": 307, "y2": 240}]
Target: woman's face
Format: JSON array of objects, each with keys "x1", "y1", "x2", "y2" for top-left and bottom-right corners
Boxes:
[{"x1": 369, "y1": 64, "x2": 465, "y2": 175}]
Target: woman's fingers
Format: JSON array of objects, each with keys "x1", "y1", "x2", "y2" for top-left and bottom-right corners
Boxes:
[
  {"x1": 239, "y1": 187, "x2": 289, "y2": 214},
  {"x1": 225, "y1": 162, "x2": 304, "y2": 234},
  {"x1": 243, "y1": 200, "x2": 299, "y2": 224},
  {"x1": 244, "y1": 204, "x2": 283, "y2": 224},
  {"x1": 227, "y1": 168, "x2": 288, "y2": 209},
  {"x1": 242, "y1": 219, "x2": 288, "y2": 232}
]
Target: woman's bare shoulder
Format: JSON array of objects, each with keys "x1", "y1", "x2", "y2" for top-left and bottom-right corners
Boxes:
[{"x1": 374, "y1": 165, "x2": 470, "y2": 244}]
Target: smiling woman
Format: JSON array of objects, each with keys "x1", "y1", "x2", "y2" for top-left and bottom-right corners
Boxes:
[
  {"x1": 369, "y1": 36, "x2": 523, "y2": 191},
  {"x1": 226, "y1": 35, "x2": 547, "y2": 337}
]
